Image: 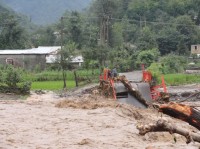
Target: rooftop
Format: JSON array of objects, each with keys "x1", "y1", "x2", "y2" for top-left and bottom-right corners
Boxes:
[{"x1": 0, "y1": 46, "x2": 61, "y2": 55}]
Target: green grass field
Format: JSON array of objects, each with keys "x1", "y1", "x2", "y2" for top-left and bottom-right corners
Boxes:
[
  {"x1": 164, "y1": 73, "x2": 200, "y2": 86},
  {"x1": 28, "y1": 69, "x2": 100, "y2": 90},
  {"x1": 31, "y1": 81, "x2": 76, "y2": 90},
  {"x1": 31, "y1": 73, "x2": 200, "y2": 90},
  {"x1": 27, "y1": 69, "x2": 100, "y2": 82}
]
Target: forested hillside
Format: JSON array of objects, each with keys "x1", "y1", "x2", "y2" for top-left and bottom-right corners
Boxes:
[
  {"x1": 57, "y1": 0, "x2": 200, "y2": 73},
  {"x1": 0, "y1": 0, "x2": 92, "y2": 25},
  {"x1": 27, "y1": 0, "x2": 200, "y2": 72},
  {"x1": 1, "y1": 0, "x2": 200, "y2": 73},
  {"x1": 0, "y1": 2, "x2": 32, "y2": 49},
  {"x1": 86, "y1": 0, "x2": 200, "y2": 55}
]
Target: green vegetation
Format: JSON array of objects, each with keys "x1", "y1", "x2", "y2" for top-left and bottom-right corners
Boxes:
[
  {"x1": 0, "y1": 65, "x2": 31, "y2": 94},
  {"x1": 148, "y1": 55, "x2": 188, "y2": 74},
  {"x1": 1, "y1": 0, "x2": 200, "y2": 91},
  {"x1": 1, "y1": 0, "x2": 200, "y2": 71},
  {"x1": 26, "y1": 0, "x2": 200, "y2": 73},
  {"x1": 31, "y1": 81, "x2": 75, "y2": 90},
  {"x1": 0, "y1": 3, "x2": 32, "y2": 49},
  {"x1": 81, "y1": 0, "x2": 200, "y2": 71},
  {"x1": 164, "y1": 74, "x2": 200, "y2": 86},
  {"x1": 148, "y1": 61, "x2": 200, "y2": 86},
  {"x1": 28, "y1": 69, "x2": 99, "y2": 90},
  {"x1": 30, "y1": 72, "x2": 200, "y2": 90},
  {"x1": 137, "y1": 48, "x2": 160, "y2": 67},
  {"x1": 26, "y1": 69, "x2": 99, "y2": 82},
  {"x1": 0, "y1": 63, "x2": 99, "y2": 92}
]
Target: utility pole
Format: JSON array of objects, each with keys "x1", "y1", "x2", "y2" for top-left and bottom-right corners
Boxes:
[
  {"x1": 60, "y1": 16, "x2": 67, "y2": 89},
  {"x1": 100, "y1": 15, "x2": 105, "y2": 46},
  {"x1": 106, "y1": 15, "x2": 109, "y2": 46},
  {"x1": 139, "y1": 16, "x2": 147, "y2": 29},
  {"x1": 60, "y1": 17, "x2": 64, "y2": 52},
  {"x1": 144, "y1": 16, "x2": 146, "y2": 27}
]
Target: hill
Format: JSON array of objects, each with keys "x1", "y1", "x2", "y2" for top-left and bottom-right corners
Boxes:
[
  {"x1": 0, "y1": 1, "x2": 37, "y2": 31},
  {"x1": 0, "y1": 0, "x2": 92, "y2": 25}
]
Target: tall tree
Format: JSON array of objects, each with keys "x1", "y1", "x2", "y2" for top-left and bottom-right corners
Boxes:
[
  {"x1": 31, "y1": 26, "x2": 56, "y2": 47},
  {"x1": 137, "y1": 48, "x2": 160, "y2": 67},
  {"x1": 136, "y1": 27, "x2": 157, "y2": 51},
  {"x1": 82, "y1": 22, "x2": 98, "y2": 48},
  {"x1": 60, "y1": 11, "x2": 83, "y2": 49},
  {"x1": 59, "y1": 41, "x2": 77, "y2": 89},
  {"x1": 109, "y1": 22, "x2": 123, "y2": 47},
  {"x1": 175, "y1": 15, "x2": 200, "y2": 54},
  {"x1": 156, "y1": 26, "x2": 181, "y2": 55},
  {"x1": 68, "y1": 11, "x2": 82, "y2": 48},
  {"x1": 195, "y1": 11, "x2": 200, "y2": 25},
  {"x1": 0, "y1": 13, "x2": 30, "y2": 49}
]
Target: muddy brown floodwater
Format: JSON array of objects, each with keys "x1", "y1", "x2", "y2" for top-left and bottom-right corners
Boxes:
[{"x1": 0, "y1": 86, "x2": 200, "y2": 149}]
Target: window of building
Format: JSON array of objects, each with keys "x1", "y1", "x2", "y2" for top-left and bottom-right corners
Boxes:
[{"x1": 195, "y1": 46, "x2": 198, "y2": 50}]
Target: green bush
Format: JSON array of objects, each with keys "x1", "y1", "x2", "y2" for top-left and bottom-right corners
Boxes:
[
  {"x1": 137, "y1": 48, "x2": 160, "y2": 67},
  {"x1": 19, "y1": 82, "x2": 32, "y2": 94},
  {"x1": 160, "y1": 54, "x2": 187, "y2": 74},
  {"x1": 0, "y1": 65, "x2": 32, "y2": 94},
  {"x1": 5, "y1": 66, "x2": 22, "y2": 88},
  {"x1": 147, "y1": 63, "x2": 163, "y2": 84}
]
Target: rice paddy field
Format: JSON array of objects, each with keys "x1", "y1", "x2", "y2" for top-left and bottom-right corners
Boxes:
[
  {"x1": 31, "y1": 81, "x2": 76, "y2": 90},
  {"x1": 23, "y1": 66, "x2": 200, "y2": 91},
  {"x1": 26, "y1": 69, "x2": 100, "y2": 82},
  {"x1": 164, "y1": 73, "x2": 200, "y2": 86},
  {"x1": 29, "y1": 69, "x2": 100, "y2": 90}
]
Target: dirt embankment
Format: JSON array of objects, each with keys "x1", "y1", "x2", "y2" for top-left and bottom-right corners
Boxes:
[{"x1": 0, "y1": 85, "x2": 200, "y2": 149}]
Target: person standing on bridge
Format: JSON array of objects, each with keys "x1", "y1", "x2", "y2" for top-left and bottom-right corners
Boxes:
[{"x1": 111, "y1": 67, "x2": 118, "y2": 77}]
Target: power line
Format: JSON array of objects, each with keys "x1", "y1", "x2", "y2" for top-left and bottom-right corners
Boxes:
[
  {"x1": 61, "y1": 16, "x2": 200, "y2": 27},
  {"x1": 110, "y1": 17, "x2": 199, "y2": 27}
]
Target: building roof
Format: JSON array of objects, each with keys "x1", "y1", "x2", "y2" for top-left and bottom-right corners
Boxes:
[{"x1": 0, "y1": 46, "x2": 61, "y2": 55}]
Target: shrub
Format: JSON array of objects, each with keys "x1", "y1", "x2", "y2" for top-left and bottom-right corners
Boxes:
[
  {"x1": 0, "y1": 65, "x2": 32, "y2": 94},
  {"x1": 137, "y1": 48, "x2": 160, "y2": 67},
  {"x1": 5, "y1": 66, "x2": 22, "y2": 88},
  {"x1": 160, "y1": 54, "x2": 187, "y2": 74},
  {"x1": 19, "y1": 82, "x2": 32, "y2": 94}
]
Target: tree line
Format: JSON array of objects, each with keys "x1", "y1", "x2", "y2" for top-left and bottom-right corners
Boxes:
[{"x1": 1, "y1": 0, "x2": 200, "y2": 73}]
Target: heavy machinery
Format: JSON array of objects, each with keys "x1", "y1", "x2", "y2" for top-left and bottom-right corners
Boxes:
[{"x1": 99, "y1": 66, "x2": 167, "y2": 108}]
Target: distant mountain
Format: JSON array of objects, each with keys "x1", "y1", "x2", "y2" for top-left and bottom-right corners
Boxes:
[
  {"x1": 0, "y1": 0, "x2": 92, "y2": 25},
  {"x1": 0, "y1": 1, "x2": 14, "y2": 14}
]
